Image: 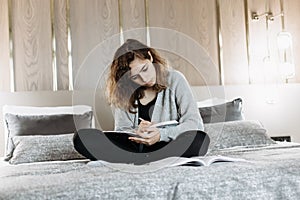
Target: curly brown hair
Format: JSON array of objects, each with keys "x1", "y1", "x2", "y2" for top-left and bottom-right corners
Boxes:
[{"x1": 106, "y1": 39, "x2": 169, "y2": 113}]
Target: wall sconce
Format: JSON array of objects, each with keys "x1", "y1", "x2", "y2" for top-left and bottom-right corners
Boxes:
[
  {"x1": 251, "y1": 9, "x2": 295, "y2": 83},
  {"x1": 251, "y1": 12, "x2": 277, "y2": 22},
  {"x1": 277, "y1": 31, "x2": 292, "y2": 49},
  {"x1": 277, "y1": 31, "x2": 295, "y2": 81}
]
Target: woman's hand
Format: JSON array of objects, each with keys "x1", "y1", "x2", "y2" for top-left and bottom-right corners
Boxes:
[
  {"x1": 129, "y1": 127, "x2": 160, "y2": 146},
  {"x1": 137, "y1": 118, "x2": 152, "y2": 133}
]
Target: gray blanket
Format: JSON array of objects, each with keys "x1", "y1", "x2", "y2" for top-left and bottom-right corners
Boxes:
[{"x1": 1, "y1": 144, "x2": 300, "y2": 200}]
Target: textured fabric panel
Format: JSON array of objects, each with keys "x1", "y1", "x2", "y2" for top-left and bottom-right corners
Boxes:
[
  {"x1": 9, "y1": 134, "x2": 85, "y2": 164},
  {"x1": 4, "y1": 111, "x2": 92, "y2": 160},
  {"x1": 204, "y1": 120, "x2": 276, "y2": 152},
  {"x1": 199, "y1": 98, "x2": 243, "y2": 123},
  {"x1": 1, "y1": 144, "x2": 300, "y2": 199}
]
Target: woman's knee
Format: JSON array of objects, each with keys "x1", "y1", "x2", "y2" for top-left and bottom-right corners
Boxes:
[
  {"x1": 177, "y1": 130, "x2": 210, "y2": 157},
  {"x1": 178, "y1": 130, "x2": 209, "y2": 140},
  {"x1": 72, "y1": 130, "x2": 96, "y2": 160}
]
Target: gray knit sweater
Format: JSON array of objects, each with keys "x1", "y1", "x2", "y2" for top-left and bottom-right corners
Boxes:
[{"x1": 113, "y1": 69, "x2": 204, "y2": 142}]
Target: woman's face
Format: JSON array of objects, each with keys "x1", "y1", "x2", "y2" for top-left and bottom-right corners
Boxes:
[{"x1": 129, "y1": 52, "x2": 156, "y2": 87}]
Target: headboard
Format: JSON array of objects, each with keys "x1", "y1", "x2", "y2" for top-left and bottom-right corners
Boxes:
[{"x1": 1, "y1": 84, "x2": 300, "y2": 157}]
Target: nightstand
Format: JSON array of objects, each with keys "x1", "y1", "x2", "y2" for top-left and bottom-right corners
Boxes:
[{"x1": 271, "y1": 136, "x2": 291, "y2": 142}]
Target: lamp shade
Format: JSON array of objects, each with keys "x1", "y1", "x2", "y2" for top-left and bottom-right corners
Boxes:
[{"x1": 277, "y1": 31, "x2": 292, "y2": 50}]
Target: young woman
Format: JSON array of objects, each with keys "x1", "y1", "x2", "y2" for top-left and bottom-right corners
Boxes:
[{"x1": 73, "y1": 39, "x2": 210, "y2": 164}]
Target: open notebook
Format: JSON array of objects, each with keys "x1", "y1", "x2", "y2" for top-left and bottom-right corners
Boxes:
[
  {"x1": 87, "y1": 155, "x2": 247, "y2": 168},
  {"x1": 147, "y1": 155, "x2": 248, "y2": 167},
  {"x1": 104, "y1": 120, "x2": 179, "y2": 138}
]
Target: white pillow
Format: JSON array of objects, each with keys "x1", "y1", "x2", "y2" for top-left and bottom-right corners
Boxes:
[
  {"x1": 197, "y1": 98, "x2": 228, "y2": 108},
  {"x1": 2, "y1": 105, "x2": 92, "y2": 115},
  {"x1": 2, "y1": 105, "x2": 94, "y2": 158}
]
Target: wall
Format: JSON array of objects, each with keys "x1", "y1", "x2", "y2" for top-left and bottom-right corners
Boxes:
[{"x1": 1, "y1": 0, "x2": 300, "y2": 92}]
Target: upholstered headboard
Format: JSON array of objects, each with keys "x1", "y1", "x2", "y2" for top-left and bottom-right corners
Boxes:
[{"x1": 1, "y1": 84, "x2": 300, "y2": 157}]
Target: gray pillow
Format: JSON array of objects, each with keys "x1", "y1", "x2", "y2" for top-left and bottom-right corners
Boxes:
[
  {"x1": 4, "y1": 111, "x2": 93, "y2": 161},
  {"x1": 9, "y1": 134, "x2": 85, "y2": 164},
  {"x1": 199, "y1": 98, "x2": 243, "y2": 123},
  {"x1": 204, "y1": 120, "x2": 276, "y2": 152}
]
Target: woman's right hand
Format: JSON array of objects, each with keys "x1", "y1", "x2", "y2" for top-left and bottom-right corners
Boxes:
[{"x1": 137, "y1": 118, "x2": 152, "y2": 134}]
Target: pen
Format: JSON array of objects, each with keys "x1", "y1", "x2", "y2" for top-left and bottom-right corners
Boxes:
[
  {"x1": 139, "y1": 117, "x2": 152, "y2": 125},
  {"x1": 139, "y1": 117, "x2": 145, "y2": 121},
  {"x1": 138, "y1": 118, "x2": 152, "y2": 131},
  {"x1": 139, "y1": 117, "x2": 153, "y2": 126},
  {"x1": 139, "y1": 118, "x2": 157, "y2": 128}
]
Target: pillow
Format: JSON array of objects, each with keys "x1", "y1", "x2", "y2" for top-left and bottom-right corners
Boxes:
[
  {"x1": 204, "y1": 120, "x2": 276, "y2": 152},
  {"x1": 197, "y1": 98, "x2": 227, "y2": 108},
  {"x1": 199, "y1": 98, "x2": 244, "y2": 123},
  {"x1": 2, "y1": 105, "x2": 92, "y2": 115},
  {"x1": 9, "y1": 134, "x2": 85, "y2": 164},
  {"x1": 4, "y1": 111, "x2": 93, "y2": 161},
  {"x1": 2, "y1": 105, "x2": 94, "y2": 135}
]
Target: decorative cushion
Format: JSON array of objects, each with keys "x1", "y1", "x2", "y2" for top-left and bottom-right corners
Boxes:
[
  {"x1": 9, "y1": 134, "x2": 85, "y2": 164},
  {"x1": 204, "y1": 120, "x2": 276, "y2": 152},
  {"x1": 199, "y1": 98, "x2": 244, "y2": 123}
]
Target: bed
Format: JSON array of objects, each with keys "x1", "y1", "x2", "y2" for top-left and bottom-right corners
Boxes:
[
  {"x1": 1, "y1": 142, "x2": 300, "y2": 199},
  {"x1": 1, "y1": 101, "x2": 300, "y2": 199}
]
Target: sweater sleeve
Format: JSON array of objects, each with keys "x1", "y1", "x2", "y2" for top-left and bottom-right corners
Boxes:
[
  {"x1": 113, "y1": 107, "x2": 137, "y2": 131},
  {"x1": 159, "y1": 72, "x2": 204, "y2": 142}
]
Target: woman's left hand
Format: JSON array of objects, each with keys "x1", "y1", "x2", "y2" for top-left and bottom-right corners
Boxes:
[{"x1": 129, "y1": 127, "x2": 160, "y2": 146}]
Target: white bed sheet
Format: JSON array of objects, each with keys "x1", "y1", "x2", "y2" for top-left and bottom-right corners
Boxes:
[{"x1": 0, "y1": 157, "x2": 89, "y2": 167}]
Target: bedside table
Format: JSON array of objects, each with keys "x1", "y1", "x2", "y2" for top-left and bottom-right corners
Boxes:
[{"x1": 271, "y1": 136, "x2": 291, "y2": 142}]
